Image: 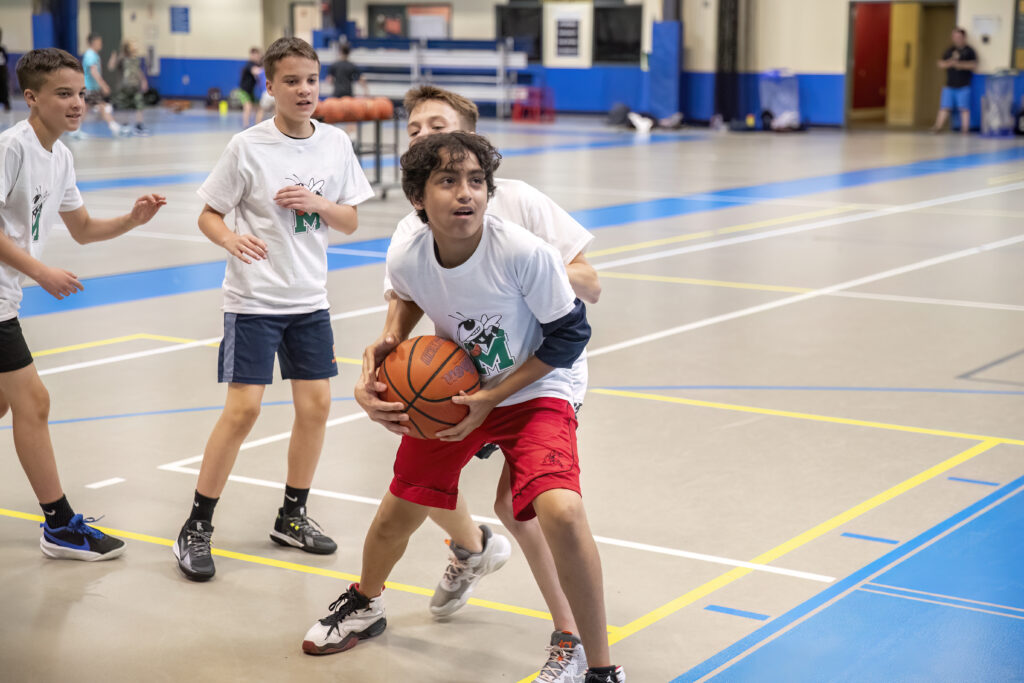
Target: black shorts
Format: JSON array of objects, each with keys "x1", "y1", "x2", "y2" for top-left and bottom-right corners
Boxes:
[{"x1": 0, "y1": 317, "x2": 33, "y2": 373}]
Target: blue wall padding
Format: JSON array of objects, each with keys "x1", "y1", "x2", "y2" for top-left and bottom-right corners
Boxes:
[{"x1": 649, "y1": 21, "x2": 682, "y2": 119}]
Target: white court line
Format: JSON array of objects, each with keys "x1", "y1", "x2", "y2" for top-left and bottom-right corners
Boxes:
[
  {"x1": 159, "y1": 459, "x2": 834, "y2": 582},
  {"x1": 36, "y1": 305, "x2": 389, "y2": 376},
  {"x1": 157, "y1": 411, "x2": 370, "y2": 471},
  {"x1": 84, "y1": 477, "x2": 126, "y2": 489},
  {"x1": 589, "y1": 233, "x2": 1024, "y2": 357},
  {"x1": 858, "y1": 588, "x2": 1024, "y2": 621},
  {"x1": 831, "y1": 290, "x2": 1024, "y2": 312},
  {"x1": 127, "y1": 231, "x2": 211, "y2": 243},
  {"x1": 590, "y1": 182, "x2": 1024, "y2": 271}
]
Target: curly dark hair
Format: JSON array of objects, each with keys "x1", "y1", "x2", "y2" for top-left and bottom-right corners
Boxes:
[{"x1": 400, "y1": 132, "x2": 502, "y2": 224}]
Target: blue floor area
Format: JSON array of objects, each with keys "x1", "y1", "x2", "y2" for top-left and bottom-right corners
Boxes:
[
  {"x1": 20, "y1": 144, "x2": 1024, "y2": 318},
  {"x1": 676, "y1": 478, "x2": 1024, "y2": 682}
]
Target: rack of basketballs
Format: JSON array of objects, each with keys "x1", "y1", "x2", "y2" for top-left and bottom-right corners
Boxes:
[
  {"x1": 315, "y1": 96, "x2": 401, "y2": 198},
  {"x1": 313, "y1": 96, "x2": 395, "y2": 123}
]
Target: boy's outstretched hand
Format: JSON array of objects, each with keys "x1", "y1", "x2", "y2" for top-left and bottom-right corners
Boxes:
[
  {"x1": 130, "y1": 194, "x2": 167, "y2": 225},
  {"x1": 354, "y1": 333, "x2": 410, "y2": 435},
  {"x1": 436, "y1": 390, "x2": 497, "y2": 442},
  {"x1": 36, "y1": 265, "x2": 83, "y2": 300}
]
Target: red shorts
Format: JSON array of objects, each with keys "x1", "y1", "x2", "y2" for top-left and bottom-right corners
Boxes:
[{"x1": 390, "y1": 397, "x2": 579, "y2": 521}]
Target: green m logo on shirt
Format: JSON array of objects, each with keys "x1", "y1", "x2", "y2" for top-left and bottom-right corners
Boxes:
[
  {"x1": 286, "y1": 174, "x2": 326, "y2": 235},
  {"x1": 31, "y1": 187, "x2": 50, "y2": 242},
  {"x1": 452, "y1": 313, "x2": 516, "y2": 376}
]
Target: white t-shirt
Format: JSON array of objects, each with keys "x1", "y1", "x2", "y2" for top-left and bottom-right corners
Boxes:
[
  {"x1": 0, "y1": 121, "x2": 84, "y2": 322},
  {"x1": 198, "y1": 119, "x2": 374, "y2": 314},
  {"x1": 385, "y1": 177, "x2": 592, "y2": 404},
  {"x1": 387, "y1": 214, "x2": 578, "y2": 408}
]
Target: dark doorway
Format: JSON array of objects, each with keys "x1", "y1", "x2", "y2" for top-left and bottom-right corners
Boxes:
[{"x1": 88, "y1": 2, "x2": 122, "y2": 87}]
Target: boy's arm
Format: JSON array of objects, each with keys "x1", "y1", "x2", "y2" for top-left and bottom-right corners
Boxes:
[
  {"x1": 60, "y1": 194, "x2": 167, "y2": 244},
  {"x1": 566, "y1": 251, "x2": 601, "y2": 303},
  {"x1": 90, "y1": 63, "x2": 110, "y2": 95},
  {"x1": 0, "y1": 229, "x2": 82, "y2": 299},
  {"x1": 355, "y1": 294, "x2": 425, "y2": 434},
  {"x1": 198, "y1": 204, "x2": 267, "y2": 263},
  {"x1": 273, "y1": 186, "x2": 359, "y2": 235},
  {"x1": 60, "y1": 193, "x2": 166, "y2": 244}
]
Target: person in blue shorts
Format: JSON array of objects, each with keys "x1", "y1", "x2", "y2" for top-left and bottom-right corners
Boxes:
[{"x1": 931, "y1": 27, "x2": 977, "y2": 135}]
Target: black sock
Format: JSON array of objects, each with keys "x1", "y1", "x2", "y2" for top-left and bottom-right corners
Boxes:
[
  {"x1": 40, "y1": 495, "x2": 74, "y2": 528},
  {"x1": 283, "y1": 485, "x2": 309, "y2": 514},
  {"x1": 189, "y1": 490, "x2": 218, "y2": 523},
  {"x1": 588, "y1": 665, "x2": 618, "y2": 676}
]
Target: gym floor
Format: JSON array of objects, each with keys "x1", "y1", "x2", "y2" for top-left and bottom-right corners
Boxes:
[{"x1": 1, "y1": 106, "x2": 1023, "y2": 682}]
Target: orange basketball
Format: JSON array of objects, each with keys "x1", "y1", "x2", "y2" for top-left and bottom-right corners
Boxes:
[
  {"x1": 378, "y1": 335, "x2": 481, "y2": 439},
  {"x1": 337, "y1": 96, "x2": 357, "y2": 121},
  {"x1": 373, "y1": 97, "x2": 394, "y2": 120}
]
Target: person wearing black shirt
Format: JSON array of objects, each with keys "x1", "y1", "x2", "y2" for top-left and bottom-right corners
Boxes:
[
  {"x1": 0, "y1": 29, "x2": 10, "y2": 112},
  {"x1": 931, "y1": 28, "x2": 977, "y2": 134},
  {"x1": 328, "y1": 44, "x2": 367, "y2": 98},
  {"x1": 239, "y1": 46, "x2": 262, "y2": 128}
]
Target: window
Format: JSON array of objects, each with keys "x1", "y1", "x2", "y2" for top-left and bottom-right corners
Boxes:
[
  {"x1": 593, "y1": 5, "x2": 642, "y2": 64},
  {"x1": 496, "y1": 4, "x2": 543, "y2": 62}
]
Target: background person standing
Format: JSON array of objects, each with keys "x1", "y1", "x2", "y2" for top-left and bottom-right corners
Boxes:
[{"x1": 931, "y1": 27, "x2": 977, "y2": 134}]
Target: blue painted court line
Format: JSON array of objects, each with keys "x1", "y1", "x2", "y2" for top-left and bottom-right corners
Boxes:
[
  {"x1": 0, "y1": 397, "x2": 357, "y2": 431},
  {"x1": 23, "y1": 146, "x2": 1024, "y2": 317},
  {"x1": 597, "y1": 384, "x2": 1024, "y2": 396},
  {"x1": 703, "y1": 605, "x2": 770, "y2": 621},
  {"x1": 841, "y1": 532, "x2": 900, "y2": 545},
  {"x1": 573, "y1": 146, "x2": 1024, "y2": 229},
  {"x1": 672, "y1": 473, "x2": 1024, "y2": 682},
  {"x1": 860, "y1": 584, "x2": 1024, "y2": 619},
  {"x1": 947, "y1": 476, "x2": 1000, "y2": 487}
]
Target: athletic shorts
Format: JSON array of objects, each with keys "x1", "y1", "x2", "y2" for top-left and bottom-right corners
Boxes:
[
  {"x1": 391, "y1": 397, "x2": 580, "y2": 521},
  {"x1": 218, "y1": 309, "x2": 337, "y2": 384},
  {"x1": 0, "y1": 317, "x2": 33, "y2": 373},
  {"x1": 85, "y1": 90, "x2": 111, "y2": 107},
  {"x1": 237, "y1": 89, "x2": 255, "y2": 105},
  {"x1": 940, "y1": 86, "x2": 971, "y2": 111}
]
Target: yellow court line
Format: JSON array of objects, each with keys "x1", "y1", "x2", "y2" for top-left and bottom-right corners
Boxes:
[
  {"x1": 335, "y1": 356, "x2": 363, "y2": 366},
  {"x1": 0, "y1": 508, "x2": 587, "y2": 626},
  {"x1": 32, "y1": 333, "x2": 148, "y2": 357},
  {"x1": 136, "y1": 332, "x2": 220, "y2": 348},
  {"x1": 590, "y1": 389, "x2": 1024, "y2": 446},
  {"x1": 599, "y1": 272, "x2": 811, "y2": 294},
  {"x1": 587, "y1": 205, "x2": 857, "y2": 258},
  {"x1": 602, "y1": 437, "x2": 1001, "y2": 648}
]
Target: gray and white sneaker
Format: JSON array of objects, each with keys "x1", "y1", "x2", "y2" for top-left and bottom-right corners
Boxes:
[
  {"x1": 270, "y1": 506, "x2": 337, "y2": 554},
  {"x1": 429, "y1": 524, "x2": 511, "y2": 617},
  {"x1": 535, "y1": 631, "x2": 587, "y2": 682},
  {"x1": 173, "y1": 519, "x2": 215, "y2": 581},
  {"x1": 302, "y1": 584, "x2": 387, "y2": 655}
]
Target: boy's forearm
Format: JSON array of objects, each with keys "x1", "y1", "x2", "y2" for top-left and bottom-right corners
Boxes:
[
  {"x1": 383, "y1": 295, "x2": 424, "y2": 341},
  {"x1": 73, "y1": 213, "x2": 138, "y2": 243},
  {"x1": 322, "y1": 202, "x2": 359, "y2": 235},
  {"x1": 566, "y1": 259, "x2": 601, "y2": 304},
  {"x1": 198, "y1": 209, "x2": 233, "y2": 247},
  {"x1": 0, "y1": 230, "x2": 45, "y2": 280}
]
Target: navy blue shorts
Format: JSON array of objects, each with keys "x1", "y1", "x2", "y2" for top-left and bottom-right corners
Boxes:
[{"x1": 218, "y1": 309, "x2": 337, "y2": 385}]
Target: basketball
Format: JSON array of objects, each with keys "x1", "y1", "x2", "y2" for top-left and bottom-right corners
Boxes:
[
  {"x1": 373, "y1": 97, "x2": 394, "y2": 120},
  {"x1": 378, "y1": 335, "x2": 481, "y2": 439}
]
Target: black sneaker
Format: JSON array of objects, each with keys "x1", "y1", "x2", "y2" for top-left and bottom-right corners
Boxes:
[
  {"x1": 584, "y1": 666, "x2": 626, "y2": 683},
  {"x1": 133, "y1": 123, "x2": 151, "y2": 136},
  {"x1": 270, "y1": 506, "x2": 337, "y2": 554},
  {"x1": 474, "y1": 442, "x2": 501, "y2": 460},
  {"x1": 39, "y1": 514, "x2": 126, "y2": 561},
  {"x1": 173, "y1": 519, "x2": 215, "y2": 581}
]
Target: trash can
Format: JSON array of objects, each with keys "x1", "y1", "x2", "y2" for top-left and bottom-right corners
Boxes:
[
  {"x1": 759, "y1": 69, "x2": 801, "y2": 130},
  {"x1": 981, "y1": 70, "x2": 1016, "y2": 137}
]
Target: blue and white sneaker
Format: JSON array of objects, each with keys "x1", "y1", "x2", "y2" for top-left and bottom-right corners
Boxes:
[{"x1": 39, "y1": 514, "x2": 126, "y2": 561}]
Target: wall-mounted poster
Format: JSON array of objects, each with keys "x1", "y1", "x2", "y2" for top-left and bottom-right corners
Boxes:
[
  {"x1": 408, "y1": 5, "x2": 451, "y2": 40},
  {"x1": 556, "y1": 17, "x2": 579, "y2": 57},
  {"x1": 368, "y1": 5, "x2": 407, "y2": 39}
]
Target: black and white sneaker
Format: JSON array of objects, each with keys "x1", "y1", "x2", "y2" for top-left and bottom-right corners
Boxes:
[
  {"x1": 584, "y1": 666, "x2": 626, "y2": 683},
  {"x1": 39, "y1": 514, "x2": 126, "y2": 561},
  {"x1": 429, "y1": 524, "x2": 512, "y2": 617},
  {"x1": 270, "y1": 506, "x2": 337, "y2": 555},
  {"x1": 302, "y1": 584, "x2": 387, "y2": 655},
  {"x1": 173, "y1": 519, "x2": 215, "y2": 581}
]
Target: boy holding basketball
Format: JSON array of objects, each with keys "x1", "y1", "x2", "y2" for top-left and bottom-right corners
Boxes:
[
  {"x1": 171, "y1": 37, "x2": 373, "y2": 582},
  {"x1": 1, "y1": 48, "x2": 166, "y2": 560},
  {"x1": 303, "y1": 132, "x2": 625, "y2": 683},
  {"x1": 355, "y1": 86, "x2": 599, "y2": 681}
]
